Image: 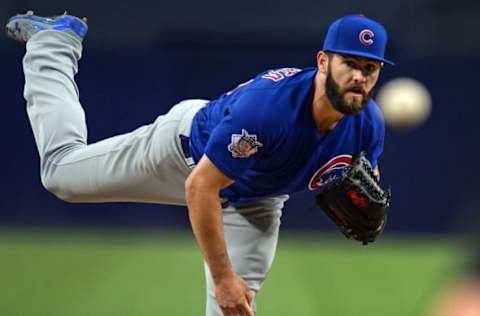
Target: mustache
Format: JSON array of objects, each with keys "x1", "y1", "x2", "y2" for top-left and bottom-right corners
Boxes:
[{"x1": 345, "y1": 86, "x2": 367, "y2": 97}]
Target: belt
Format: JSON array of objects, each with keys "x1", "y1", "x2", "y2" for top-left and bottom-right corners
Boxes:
[
  {"x1": 179, "y1": 134, "x2": 229, "y2": 209},
  {"x1": 179, "y1": 135, "x2": 196, "y2": 169}
]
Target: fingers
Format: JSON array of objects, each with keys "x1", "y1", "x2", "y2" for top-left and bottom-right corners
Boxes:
[
  {"x1": 216, "y1": 274, "x2": 255, "y2": 316},
  {"x1": 241, "y1": 300, "x2": 255, "y2": 316},
  {"x1": 246, "y1": 289, "x2": 254, "y2": 305},
  {"x1": 221, "y1": 300, "x2": 254, "y2": 316},
  {"x1": 220, "y1": 293, "x2": 255, "y2": 316}
]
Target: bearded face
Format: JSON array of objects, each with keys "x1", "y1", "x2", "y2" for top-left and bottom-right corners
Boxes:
[{"x1": 324, "y1": 56, "x2": 377, "y2": 115}]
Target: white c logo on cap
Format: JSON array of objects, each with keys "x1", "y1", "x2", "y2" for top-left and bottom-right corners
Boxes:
[{"x1": 359, "y1": 29, "x2": 374, "y2": 46}]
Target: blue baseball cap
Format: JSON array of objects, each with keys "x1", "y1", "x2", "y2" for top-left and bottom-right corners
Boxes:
[{"x1": 323, "y1": 15, "x2": 394, "y2": 65}]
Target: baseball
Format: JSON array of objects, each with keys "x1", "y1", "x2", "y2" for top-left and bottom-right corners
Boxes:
[{"x1": 375, "y1": 77, "x2": 432, "y2": 130}]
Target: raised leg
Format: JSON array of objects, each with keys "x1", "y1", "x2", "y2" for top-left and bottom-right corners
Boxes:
[{"x1": 22, "y1": 28, "x2": 203, "y2": 205}]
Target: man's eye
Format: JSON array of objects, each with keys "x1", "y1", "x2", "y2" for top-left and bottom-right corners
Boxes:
[
  {"x1": 365, "y1": 65, "x2": 376, "y2": 73},
  {"x1": 345, "y1": 61, "x2": 356, "y2": 68}
]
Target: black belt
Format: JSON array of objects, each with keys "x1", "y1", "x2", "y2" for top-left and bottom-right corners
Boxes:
[
  {"x1": 179, "y1": 135, "x2": 229, "y2": 209},
  {"x1": 179, "y1": 135, "x2": 195, "y2": 168}
]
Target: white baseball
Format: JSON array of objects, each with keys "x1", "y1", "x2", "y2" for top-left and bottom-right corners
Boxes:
[{"x1": 376, "y1": 77, "x2": 432, "y2": 130}]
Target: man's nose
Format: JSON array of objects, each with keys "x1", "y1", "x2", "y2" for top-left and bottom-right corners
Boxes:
[{"x1": 352, "y1": 69, "x2": 367, "y2": 84}]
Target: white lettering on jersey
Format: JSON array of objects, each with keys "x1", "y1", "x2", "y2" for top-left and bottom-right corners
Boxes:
[{"x1": 262, "y1": 68, "x2": 301, "y2": 82}]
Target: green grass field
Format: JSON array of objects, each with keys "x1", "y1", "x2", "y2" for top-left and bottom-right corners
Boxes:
[{"x1": 0, "y1": 229, "x2": 465, "y2": 316}]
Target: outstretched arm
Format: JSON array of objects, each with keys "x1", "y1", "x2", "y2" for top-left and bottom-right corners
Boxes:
[{"x1": 185, "y1": 155, "x2": 254, "y2": 316}]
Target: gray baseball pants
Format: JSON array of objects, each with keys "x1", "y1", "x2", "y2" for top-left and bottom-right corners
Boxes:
[{"x1": 22, "y1": 30, "x2": 288, "y2": 315}]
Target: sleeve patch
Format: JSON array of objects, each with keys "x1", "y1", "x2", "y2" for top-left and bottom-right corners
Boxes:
[{"x1": 227, "y1": 129, "x2": 263, "y2": 158}]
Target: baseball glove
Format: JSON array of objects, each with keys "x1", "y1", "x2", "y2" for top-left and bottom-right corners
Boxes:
[{"x1": 316, "y1": 152, "x2": 391, "y2": 245}]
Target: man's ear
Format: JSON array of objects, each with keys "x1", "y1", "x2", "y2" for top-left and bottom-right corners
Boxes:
[{"x1": 317, "y1": 51, "x2": 330, "y2": 74}]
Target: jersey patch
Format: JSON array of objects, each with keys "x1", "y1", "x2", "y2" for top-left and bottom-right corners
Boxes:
[
  {"x1": 308, "y1": 155, "x2": 353, "y2": 190},
  {"x1": 227, "y1": 129, "x2": 263, "y2": 158}
]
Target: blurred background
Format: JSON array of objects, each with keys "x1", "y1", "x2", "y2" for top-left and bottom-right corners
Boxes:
[{"x1": 1, "y1": 0, "x2": 479, "y2": 315}]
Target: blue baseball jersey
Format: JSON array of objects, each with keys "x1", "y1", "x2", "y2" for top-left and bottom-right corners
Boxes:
[{"x1": 189, "y1": 67, "x2": 385, "y2": 203}]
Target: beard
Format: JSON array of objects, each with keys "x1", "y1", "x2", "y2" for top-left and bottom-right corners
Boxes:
[{"x1": 325, "y1": 67, "x2": 373, "y2": 115}]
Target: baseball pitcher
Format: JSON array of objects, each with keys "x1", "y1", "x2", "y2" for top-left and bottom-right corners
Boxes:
[{"x1": 6, "y1": 12, "x2": 392, "y2": 316}]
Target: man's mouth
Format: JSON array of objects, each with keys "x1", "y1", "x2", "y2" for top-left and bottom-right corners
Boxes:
[
  {"x1": 349, "y1": 87, "x2": 363, "y2": 93},
  {"x1": 346, "y1": 88, "x2": 365, "y2": 97}
]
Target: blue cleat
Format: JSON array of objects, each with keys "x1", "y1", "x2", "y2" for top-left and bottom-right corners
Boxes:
[{"x1": 6, "y1": 10, "x2": 88, "y2": 43}]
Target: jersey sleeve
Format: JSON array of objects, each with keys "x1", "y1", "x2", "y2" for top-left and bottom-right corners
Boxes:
[
  {"x1": 365, "y1": 113, "x2": 385, "y2": 168},
  {"x1": 204, "y1": 92, "x2": 277, "y2": 180}
]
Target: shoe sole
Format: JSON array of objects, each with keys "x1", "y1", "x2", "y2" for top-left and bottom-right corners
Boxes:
[{"x1": 6, "y1": 13, "x2": 88, "y2": 42}]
